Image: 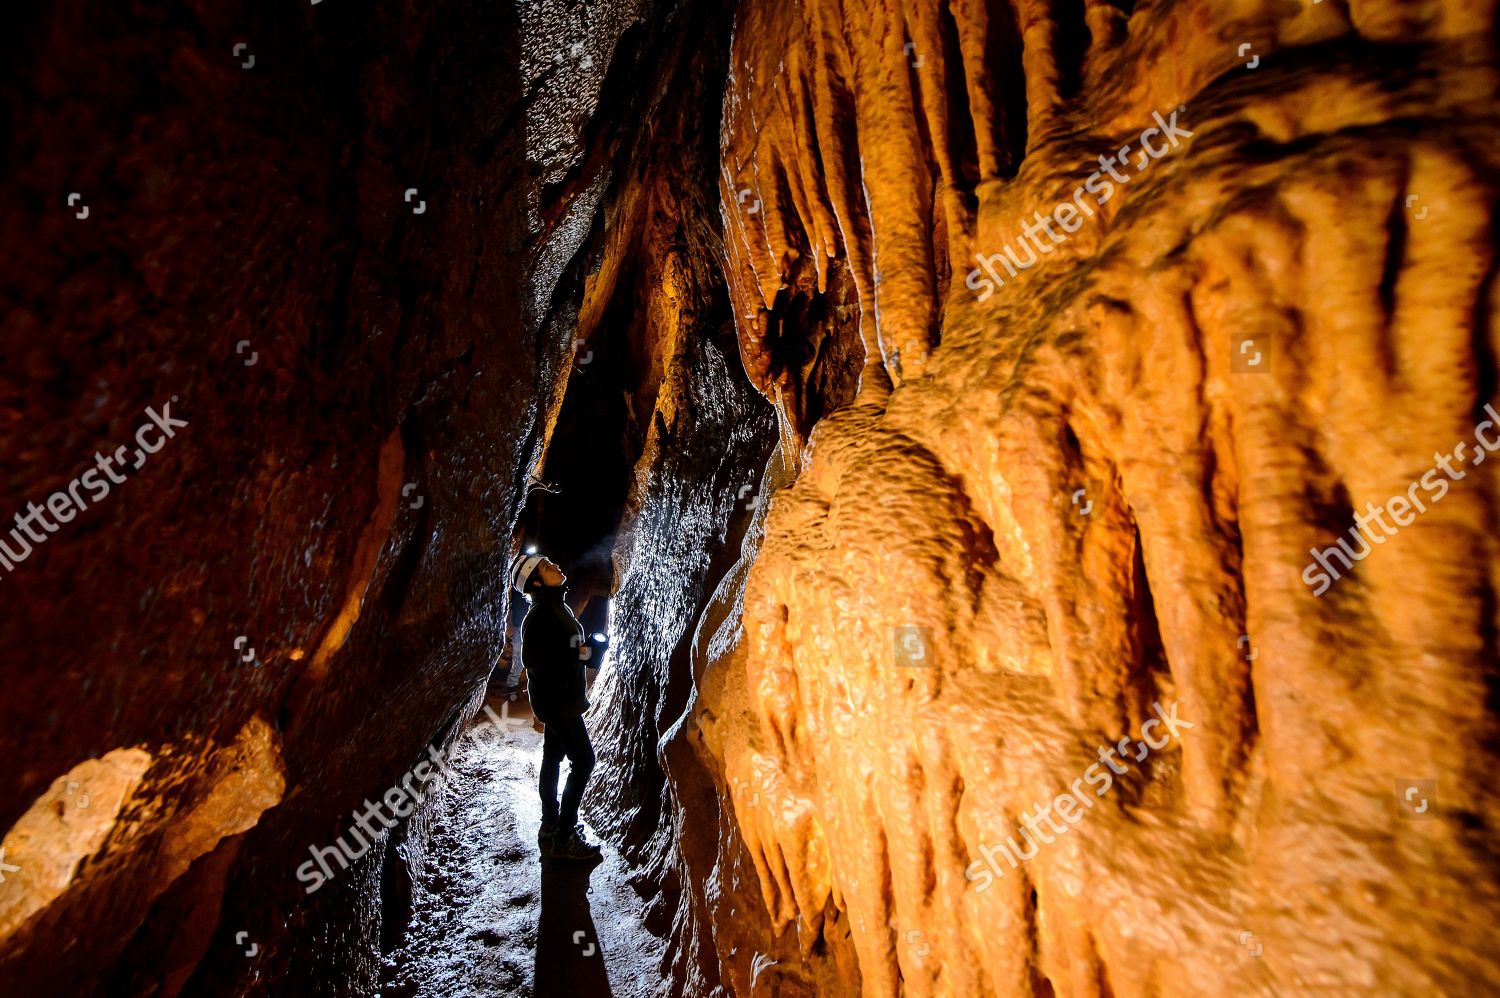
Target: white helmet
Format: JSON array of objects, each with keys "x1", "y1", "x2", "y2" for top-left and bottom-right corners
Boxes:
[{"x1": 510, "y1": 553, "x2": 546, "y2": 594}]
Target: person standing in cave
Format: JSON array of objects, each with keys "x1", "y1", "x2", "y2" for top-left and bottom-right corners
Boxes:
[{"x1": 511, "y1": 552, "x2": 603, "y2": 862}]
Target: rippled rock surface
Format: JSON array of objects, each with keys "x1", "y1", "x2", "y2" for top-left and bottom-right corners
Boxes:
[{"x1": 694, "y1": 0, "x2": 1500, "y2": 994}]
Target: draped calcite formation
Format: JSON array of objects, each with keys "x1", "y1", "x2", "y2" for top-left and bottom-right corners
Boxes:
[{"x1": 699, "y1": 0, "x2": 1500, "y2": 994}]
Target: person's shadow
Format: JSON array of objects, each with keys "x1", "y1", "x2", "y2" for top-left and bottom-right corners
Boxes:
[{"x1": 533, "y1": 857, "x2": 613, "y2": 996}]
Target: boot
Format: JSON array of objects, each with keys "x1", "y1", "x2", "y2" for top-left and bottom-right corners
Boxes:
[{"x1": 549, "y1": 825, "x2": 602, "y2": 861}]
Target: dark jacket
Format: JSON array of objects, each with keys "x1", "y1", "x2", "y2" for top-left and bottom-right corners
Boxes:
[{"x1": 521, "y1": 586, "x2": 589, "y2": 720}]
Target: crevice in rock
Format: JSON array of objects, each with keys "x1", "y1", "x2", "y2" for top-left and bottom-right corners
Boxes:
[{"x1": 1050, "y1": 0, "x2": 1093, "y2": 102}]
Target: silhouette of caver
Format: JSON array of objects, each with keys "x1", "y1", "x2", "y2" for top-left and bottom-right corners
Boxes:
[{"x1": 511, "y1": 553, "x2": 604, "y2": 861}]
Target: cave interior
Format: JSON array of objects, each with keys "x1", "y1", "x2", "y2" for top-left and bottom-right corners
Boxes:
[{"x1": 2, "y1": 0, "x2": 1499, "y2": 996}]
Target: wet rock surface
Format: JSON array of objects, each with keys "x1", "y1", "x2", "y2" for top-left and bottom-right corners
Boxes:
[
  {"x1": 1, "y1": 0, "x2": 540, "y2": 987},
  {"x1": 384, "y1": 697, "x2": 663, "y2": 998},
  {"x1": 0, "y1": 0, "x2": 731, "y2": 992},
  {"x1": 697, "y1": 0, "x2": 1500, "y2": 994}
]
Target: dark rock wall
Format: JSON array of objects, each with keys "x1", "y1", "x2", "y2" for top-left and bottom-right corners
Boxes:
[
  {"x1": 536, "y1": 2, "x2": 787, "y2": 994},
  {"x1": 0, "y1": 0, "x2": 720, "y2": 993}
]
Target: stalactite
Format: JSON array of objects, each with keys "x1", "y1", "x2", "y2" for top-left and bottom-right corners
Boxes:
[{"x1": 700, "y1": 0, "x2": 1500, "y2": 993}]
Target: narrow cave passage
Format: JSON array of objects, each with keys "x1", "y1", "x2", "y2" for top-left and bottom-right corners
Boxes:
[
  {"x1": 381, "y1": 695, "x2": 661, "y2": 998},
  {"x1": 5, "y1": 0, "x2": 1500, "y2": 997},
  {"x1": 383, "y1": 317, "x2": 675, "y2": 997}
]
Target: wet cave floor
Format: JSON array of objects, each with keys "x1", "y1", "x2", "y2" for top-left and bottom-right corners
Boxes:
[{"x1": 382, "y1": 696, "x2": 664, "y2": 997}]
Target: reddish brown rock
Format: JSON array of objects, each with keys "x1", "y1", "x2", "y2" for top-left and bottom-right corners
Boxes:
[{"x1": 0, "y1": 0, "x2": 648, "y2": 992}]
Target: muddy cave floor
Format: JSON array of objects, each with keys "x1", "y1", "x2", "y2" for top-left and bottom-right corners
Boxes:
[{"x1": 381, "y1": 694, "x2": 664, "y2": 998}]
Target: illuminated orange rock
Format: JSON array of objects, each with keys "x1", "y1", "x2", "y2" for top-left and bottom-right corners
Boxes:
[{"x1": 698, "y1": 0, "x2": 1500, "y2": 993}]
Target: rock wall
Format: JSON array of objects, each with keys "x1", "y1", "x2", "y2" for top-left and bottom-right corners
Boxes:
[
  {"x1": 8, "y1": 0, "x2": 1500, "y2": 994},
  {"x1": 544, "y1": 4, "x2": 785, "y2": 995},
  {"x1": 0, "y1": 0, "x2": 697, "y2": 993},
  {"x1": 696, "y1": 0, "x2": 1500, "y2": 994}
]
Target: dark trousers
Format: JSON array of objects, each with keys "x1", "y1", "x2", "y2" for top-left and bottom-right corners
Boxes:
[{"x1": 538, "y1": 712, "x2": 595, "y2": 829}]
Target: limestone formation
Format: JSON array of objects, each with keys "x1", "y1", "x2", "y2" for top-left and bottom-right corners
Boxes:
[{"x1": 694, "y1": 0, "x2": 1500, "y2": 994}]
